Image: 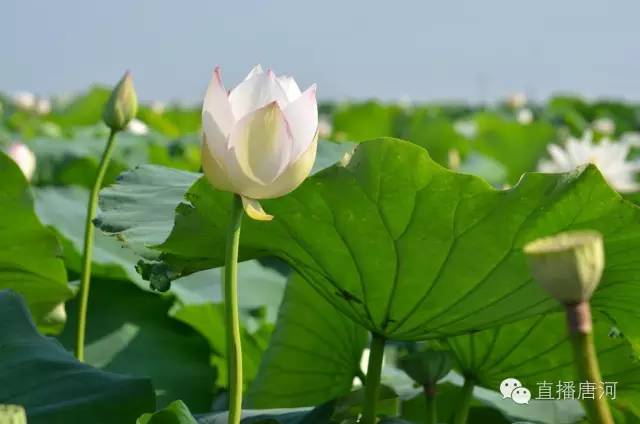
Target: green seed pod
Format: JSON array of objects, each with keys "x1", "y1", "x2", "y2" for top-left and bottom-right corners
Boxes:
[
  {"x1": 524, "y1": 230, "x2": 604, "y2": 304},
  {"x1": 0, "y1": 405, "x2": 27, "y2": 424},
  {"x1": 102, "y1": 71, "x2": 138, "y2": 131},
  {"x1": 399, "y1": 348, "x2": 452, "y2": 387}
]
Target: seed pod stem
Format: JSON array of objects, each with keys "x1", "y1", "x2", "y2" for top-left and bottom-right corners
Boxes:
[{"x1": 565, "y1": 302, "x2": 614, "y2": 424}]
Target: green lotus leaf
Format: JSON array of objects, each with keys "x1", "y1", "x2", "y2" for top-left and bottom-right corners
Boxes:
[
  {"x1": 246, "y1": 272, "x2": 367, "y2": 408},
  {"x1": 144, "y1": 138, "x2": 640, "y2": 343},
  {"x1": 0, "y1": 290, "x2": 155, "y2": 423},
  {"x1": 96, "y1": 140, "x2": 356, "y2": 261},
  {"x1": 446, "y1": 312, "x2": 640, "y2": 407},
  {"x1": 56, "y1": 278, "x2": 215, "y2": 412},
  {"x1": 0, "y1": 152, "x2": 73, "y2": 333}
]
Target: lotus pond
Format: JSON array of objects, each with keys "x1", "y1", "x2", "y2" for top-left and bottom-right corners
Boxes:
[{"x1": 1, "y1": 81, "x2": 640, "y2": 424}]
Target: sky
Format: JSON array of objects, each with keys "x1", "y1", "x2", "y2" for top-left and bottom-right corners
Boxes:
[{"x1": 3, "y1": 0, "x2": 640, "y2": 104}]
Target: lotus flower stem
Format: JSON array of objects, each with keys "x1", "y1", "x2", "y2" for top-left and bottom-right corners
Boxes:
[
  {"x1": 362, "y1": 333, "x2": 385, "y2": 424},
  {"x1": 224, "y1": 193, "x2": 244, "y2": 424},
  {"x1": 453, "y1": 377, "x2": 474, "y2": 424},
  {"x1": 423, "y1": 384, "x2": 437, "y2": 424},
  {"x1": 565, "y1": 302, "x2": 614, "y2": 424},
  {"x1": 75, "y1": 129, "x2": 118, "y2": 361}
]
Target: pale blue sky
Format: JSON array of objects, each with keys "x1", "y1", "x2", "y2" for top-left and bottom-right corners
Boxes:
[{"x1": 4, "y1": 0, "x2": 640, "y2": 103}]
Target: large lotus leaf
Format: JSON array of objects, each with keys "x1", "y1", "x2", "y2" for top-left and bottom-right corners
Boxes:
[
  {"x1": 97, "y1": 164, "x2": 200, "y2": 259},
  {"x1": 34, "y1": 181, "x2": 275, "y2": 401},
  {"x1": 92, "y1": 156, "x2": 291, "y2": 387},
  {"x1": 0, "y1": 290, "x2": 155, "y2": 423},
  {"x1": 56, "y1": 278, "x2": 215, "y2": 412},
  {"x1": 35, "y1": 179, "x2": 284, "y2": 398},
  {"x1": 148, "y1": 138, "x2": 640, "y2": 344},
  {"x1": 446, "y1": 312, "x2": 640, "y2": 407},
  {"x1": 96, "y1": 140, "x2": 356, "y2": 260},
  {"x1": 34, "y1": 185, "x2": 147, "y2": 287},
  {"x1": 0, "y1": 152, "x2": 73, "y2": 333},
  {"x1": 246, "y1": 272, "x2": 367, "y2": 408}
]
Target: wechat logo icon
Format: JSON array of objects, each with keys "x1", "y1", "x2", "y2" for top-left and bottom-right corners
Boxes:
[{"x1": 500, "y1": 378, "x2": 531, "y2": 405}]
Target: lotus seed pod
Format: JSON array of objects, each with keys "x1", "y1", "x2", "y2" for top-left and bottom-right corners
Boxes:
[
  {"x1": 398, "y1": 348, "x2": 452, "y2": 386},
  {"x1": 523, "y1": 230, "x2": 604, "y2": 304},
  {"x1": 103, "y1": 71, "x2": 138, "y2": 132},
  {"x1": 0, "y1": 404, "x2": 26, "y2": 424}
]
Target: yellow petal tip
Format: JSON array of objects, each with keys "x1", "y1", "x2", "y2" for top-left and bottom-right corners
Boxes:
[{"x1": 241, "y1": 197, "x2": 274, "y2": 221}]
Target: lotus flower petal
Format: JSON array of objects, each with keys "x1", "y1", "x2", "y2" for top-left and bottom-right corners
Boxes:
[
  {"x1": 202, "y1": 112, "x2": 231, "y2": 165},
  {"x1": 241, "y1": 197, "x2": 273, "y2": 221},
  {"x1": 258, "y1": 133, "x2": 318, "y2": 199},
  {"x1": 203, "y1": 67, "x2": 235, "y2": 135},
  {"x1": 277, "y1": 75, "x2": 302, "y2": 102},
  {"x1": 244, "y1": 64, "x2": 264, "y2": 81},
  {"x1": 201, "y1": 137, "x2": 236, "y2": 193},
  {"x1": 228, "y1": 71, "x2": 289, "y2": 120},
  {"x1": 229, "y1": 101, "x2": 293, "y2": 186},
  {"x1": 284, "y1": 84, "x2": 318, "y2": 162}
]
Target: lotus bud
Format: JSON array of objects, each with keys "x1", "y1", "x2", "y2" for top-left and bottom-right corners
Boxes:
[
  {"x1": 6, "y1": 142, "x2": 36, "y2": 181},
  {"x1": 0, "y1": 405, "x2": 26, "y2": 424},
  {"x1": 399, "y1": 348, "x2": 452, "y2": 388},
  {"x1": 523, "y1": 230, "x2": 604, "y2": 304},
  {"x1": 103, "y1": 71, "x2": 138, "y2": 132},
  {"x1": 201, "y1": 65, "x2": 318, "y2": 221}
]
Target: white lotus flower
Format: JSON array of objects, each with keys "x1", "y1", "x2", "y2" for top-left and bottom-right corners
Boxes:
[
  {"x1": 127, "y1": 118, "x2": 149, "y2": 135},
  {"x1": 12, "y1": 91, "x2": 36, "y2": 110},
  {"x1": 6, "y1": 142, "x2": 36, "y2": 180},
  {"x1": 517, "y1": 108, "x2": 533, "y2": 125},
  {"x1": 538, "y1": 131, "x2": 640, "y2": 192},
  {"x1": 201, "y1": 65, "x2": 318, "y2": 220}
]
